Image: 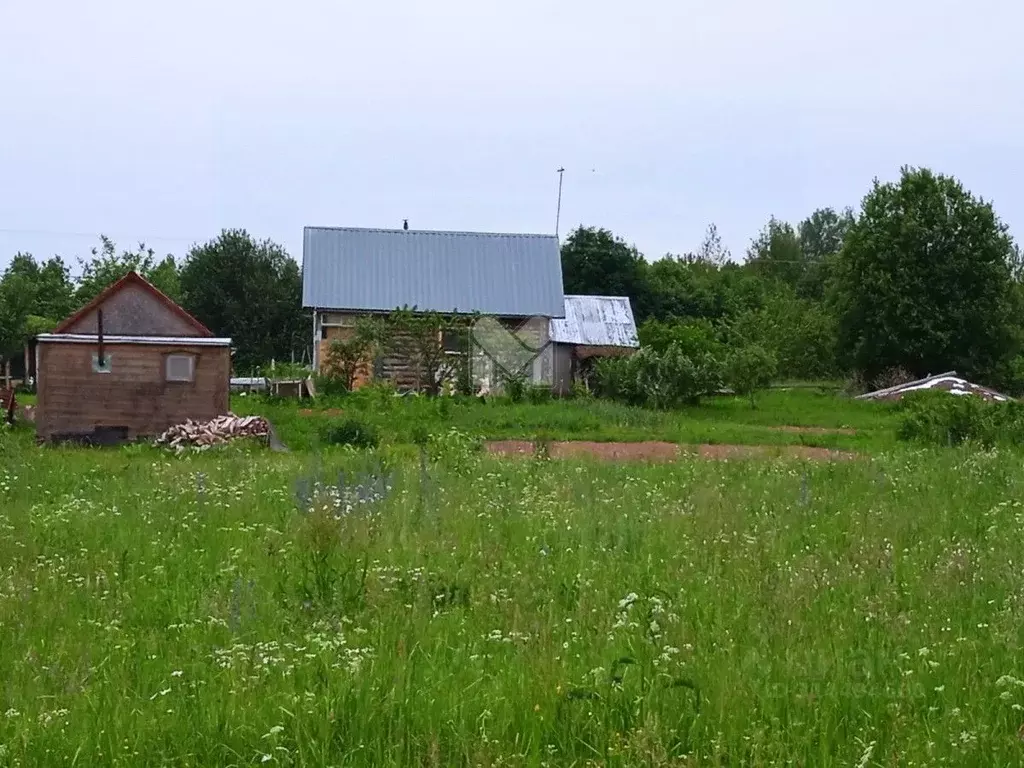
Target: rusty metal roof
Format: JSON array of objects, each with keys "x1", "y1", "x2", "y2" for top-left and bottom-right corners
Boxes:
[{"x1": 549, "y1": 295, "x2": 639, "y2": 347}]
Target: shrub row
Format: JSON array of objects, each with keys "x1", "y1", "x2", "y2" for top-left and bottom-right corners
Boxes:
[
  {"x1": 897, "y1": 390, "x2": 1024, "y2": 446},
  {"x1": 592, "y1": 342, "x2": 776, "y2": 409}
]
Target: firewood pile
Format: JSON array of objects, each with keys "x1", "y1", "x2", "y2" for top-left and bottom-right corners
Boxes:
[{"x1": 155, "y1": 414, "x2": 271, "y2": 449}]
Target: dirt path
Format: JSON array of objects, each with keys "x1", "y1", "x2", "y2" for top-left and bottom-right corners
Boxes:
[{"x1": 485, "y1": 440, "x2": 855, "y2": 462}]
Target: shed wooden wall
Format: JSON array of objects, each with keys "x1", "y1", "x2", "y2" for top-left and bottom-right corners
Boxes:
[
  {"x1": 553, "y1": 343, "x2": 574, "y2": 395},
  {"x1": 36, "y1": 342, "x2": 230, "y2": 440}
]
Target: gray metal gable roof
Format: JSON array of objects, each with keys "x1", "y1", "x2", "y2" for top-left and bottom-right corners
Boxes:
[
  {"x1": 549, "y1": 295, "x2": 639, "y2": 347},
  {"x1": 302, "y1": 226, "x2": 565, "y2": 317}
]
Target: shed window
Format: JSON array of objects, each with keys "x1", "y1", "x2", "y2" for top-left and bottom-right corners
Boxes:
[
  {"x1": 166, "y1": 354, "x2": 195, "y2": 382},
  {"x1": 92, "y1": 353, "x2": 112, "y2": 374}
]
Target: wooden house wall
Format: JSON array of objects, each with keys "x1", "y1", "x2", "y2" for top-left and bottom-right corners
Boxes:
[{"x1": 36, "y1": 342, "x2": 230, "y2": 440}]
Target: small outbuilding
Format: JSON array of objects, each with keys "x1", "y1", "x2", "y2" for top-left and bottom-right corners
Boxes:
[
  {"x1": 550, "y1": 295, "x2": 639, "y2": 395},
  {"x1": 35, "y1": 271, "x2": 232, "y2": 443}
]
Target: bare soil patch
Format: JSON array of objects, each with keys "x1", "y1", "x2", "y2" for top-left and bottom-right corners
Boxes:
[
  {"x1": 485, "y1": 441, "x2": 856, "y2": 462},
  {"x1": 298, "y1": 408, "x2": 346, "y2": 417}
]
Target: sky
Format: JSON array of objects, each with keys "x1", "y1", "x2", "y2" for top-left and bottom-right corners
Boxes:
[{"x1": 1, "y1": 0, "x2": 1022, "y2": 274}]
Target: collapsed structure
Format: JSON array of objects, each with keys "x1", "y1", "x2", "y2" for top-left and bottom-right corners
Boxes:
[{"x1": 856, "y1": 371, "x2": 1012, "y2": 403}]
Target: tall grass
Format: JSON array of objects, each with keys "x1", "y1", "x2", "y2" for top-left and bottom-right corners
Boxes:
[
  {"x1": 234, "y1": 388, "x2": 897, "y2": 453},
  {"x1": 1, "y1": 436, "x2": 1023, "y2": 765}
]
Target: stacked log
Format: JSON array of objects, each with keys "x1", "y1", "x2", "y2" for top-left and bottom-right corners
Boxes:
[{"x1": 155, "y1": 414, "x2": 271, "y2": 449}]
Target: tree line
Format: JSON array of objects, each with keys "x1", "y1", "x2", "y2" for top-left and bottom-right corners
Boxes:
[
  {"x1": 1, "y1": 165, "x2": 1020, "y2": 392},
  {"x1": 563, "y1": 166, "x2": 1024, "y2": 393}
]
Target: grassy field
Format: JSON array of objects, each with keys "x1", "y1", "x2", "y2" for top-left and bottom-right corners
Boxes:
[
  {"x1": 2, "y1": 397, "x2": 1024, "y2": 765},
  {"x1": 234, "y1": 388, "x2": 898, "y2": 454}
]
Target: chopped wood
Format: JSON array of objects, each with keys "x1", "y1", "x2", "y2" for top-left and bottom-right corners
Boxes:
[{"x1": 154, "y1": 413, "x2": 272, "y2": 449}]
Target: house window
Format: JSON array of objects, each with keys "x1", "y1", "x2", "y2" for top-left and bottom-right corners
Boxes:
[
  {"x1": 92, "y1": 353, "x2": 112, "y2": 374},
  {"x1": 165, "y1": 354, "x2": 195, "y2": 382},
  {"x1": 442, "y1": 330, "x2": 463, "y2": 354}
]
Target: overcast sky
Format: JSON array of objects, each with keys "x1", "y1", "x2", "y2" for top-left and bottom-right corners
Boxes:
[{"x1": 1, "y1": 0, "x2": 1022, "y2": 274}]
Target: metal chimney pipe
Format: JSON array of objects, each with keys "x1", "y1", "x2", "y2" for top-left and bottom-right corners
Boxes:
[{"x1": 97, "y1": 309, "x2": 105, "y2": 366}]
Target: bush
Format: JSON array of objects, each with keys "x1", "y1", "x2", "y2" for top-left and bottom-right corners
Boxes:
[
  {"x1": 724, "y1": 344, "x2": 777, "y2": 407},
  {"x1": 593, "y1": 344, "x2": 723, "y2": 409},
  {"x1": 314, "y1": 373, "x2": 351, "y2": 398},
  {"x1": 320, "y1": 418, "x2": 380, "y2": 449},
  {"x1": 638, "y1": 318, "x2": 723, "y2": 359},
  {"x1": 897, "y1": 391, "x2": 1024, "y2": 446},
  {"x1": 527, "y1": 384, "x2": 552, "y2": 404},
  {"x1": 570, "y1": 380, "x2": 593, "y2": 400},
  {"x1": 502, "y1": 372, "x2": 528, "y2": 403}
]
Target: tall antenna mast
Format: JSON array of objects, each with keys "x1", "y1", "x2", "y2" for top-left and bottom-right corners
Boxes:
[{"x1": 555, "y1": 167, "x2": 565, "y2": 239}]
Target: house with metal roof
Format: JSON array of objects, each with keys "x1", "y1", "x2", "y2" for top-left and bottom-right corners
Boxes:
[
  {"x1": 302, "y1": 226, "x2": 565, "y2": 391},
  {"x1": 549, "y1": 295, "x2": 639, "y2": 394}
]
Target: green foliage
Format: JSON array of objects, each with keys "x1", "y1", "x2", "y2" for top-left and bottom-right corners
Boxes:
[
  {"x1": 560, "y1": 227, "x2": 652, "y2": 320},
  {"x1": 382, "y1": 307, "x2": 473, "y2": 396},
  {"x1": 3, "y1": 432, "x2": 1024, "y2": 764},
  {"x1": 746, "y1": 217, "x2": 805, "y2": 289},
  {"x1": 320, "y1": 418, "x2": 380, "y2": 449},
  {"x1": 501, "y1": 371, "x2": 528, "y2": 403},
  {"x1": 795, "y1": 207, "x2": 854, "y2": 300},
  {"x1": 834, "y1": 167, "x2": 1018, "y2": 384},
  {"x1": 896, "y1": 391, "x2": 1024, "y2": 446},
  {"x1": 76, "y1": 236, "x2": 180, "y2": 304},
  {"x1": 645, "y1": 258, "x2": 764, "y2": 323},
  {"x1": 569, "y1": 380, "x2": 593, "y2": 400},
  {"x1": 0, "y1": 254, "x2": 75, "y2": 362},
  {"x1": 637, "y1": 317, "x2": 722, "y2": 358},
  {"x1": 180, "y1": 229, "x2": 307, "y2": 371},
  {"x1": 726, "y1": 287, "x2": 838, "y2": 381},
  {"x1": 724, "y1": 344, "x2": 777, "y2": 407},
  {"x1": 526, "y1": 384, "x2": 552, "y2": 404},
  {"x1": 425, "y1": 427, "x2": 482, "y2": 473},
  {"x1": 313, "y1": 373, "x2": 351, "y2": 398},
  {"x1": 594, "y1": 344, "x2": 723, "y2": 409},
  {"x1": 324, "y1": 317, "x2": 384, "y2": 391}
]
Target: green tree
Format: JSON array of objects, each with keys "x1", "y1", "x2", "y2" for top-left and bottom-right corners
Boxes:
[
  {"x1": 745, "y1": 217, "x2": 804, "y2": 288},
  {"x1": 179, "y1": 230, "x2": 308, "y2": 371},
  {"x1": 0, "y1": 254, "x2": 76, "y2": 380},
  {"x1": 726, "y1": 285, "x2": 838, "y2": 381},
  {"x1": 796, "y1": 207, "x2": 854, "y2": 300},
  {"x1": 724, "y1": 344, "x2": 777, "y2": 407},
  {"x1": 324, "y1": 317, "x2": 384, "y2": 391},
  {"x1": 682, "y1": 223, "x2": 731, "y2": 266},
  {"x1": 834, "y1": 167, "x2": 1017, "y2": 385},
  {"x1": 560, "y1": 227, "x2": 652, "y2": 320},
  {"x1": 76, "y1": 236, "x2": 181, "y2": 304},
  {"x1": 645, "y1": 258, "x2": 766, "y2": 323},
  {"x1": 0, "y1": 270, "x2": 34, "y2": 368},
  {"x1": 382, "y1": 307, "x2": 473, "y2": 396}
]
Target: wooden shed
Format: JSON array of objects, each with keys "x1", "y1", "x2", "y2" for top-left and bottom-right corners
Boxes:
[
  {"x1": 550, "y1": 295, "x2": 640, "y2": 395},
  {"x1": 35, "y1": 271, "x2": 232, "y2": 443}
]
